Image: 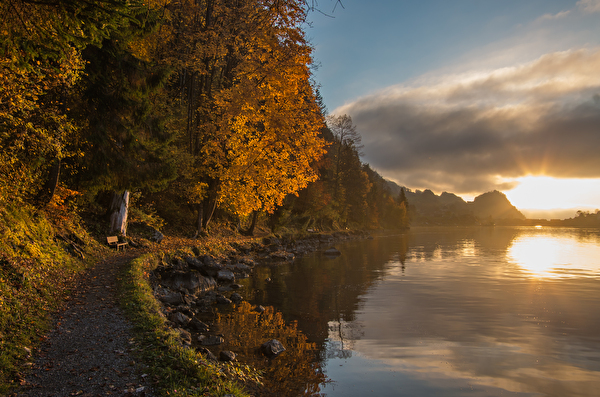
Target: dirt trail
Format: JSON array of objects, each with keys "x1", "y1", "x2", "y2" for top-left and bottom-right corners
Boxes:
[{"x1": 14, "y1": 249, "x2": 154, "y2": 397}]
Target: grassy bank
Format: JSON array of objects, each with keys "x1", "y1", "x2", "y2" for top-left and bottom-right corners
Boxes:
[
  {"x1": 118, "y1": 248, "x2": 259, "y2": 397},
  {"x1": 0, "y1": 203, "x2": 97, "y2": 393}
]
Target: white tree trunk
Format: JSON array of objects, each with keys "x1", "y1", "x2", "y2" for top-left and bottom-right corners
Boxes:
[{"x1": 109, "y1": 190, "x2": 130, "y2": 236}]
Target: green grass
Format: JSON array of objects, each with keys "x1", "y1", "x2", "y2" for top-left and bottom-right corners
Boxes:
[
  {"x1": 118, "y1": 251, "x2": 257, "y2": 397},
  {"x1": 0, "y1": 203, "x2": 96, "y2": 393}
]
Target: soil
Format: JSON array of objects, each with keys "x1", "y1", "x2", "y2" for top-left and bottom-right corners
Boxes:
[{"x1": 13, "y1": 249, "x2": 154, "y2": 397}]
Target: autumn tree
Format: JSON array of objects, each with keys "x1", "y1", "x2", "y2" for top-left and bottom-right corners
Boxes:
[
  {"x1": 152, "y1": 0, "x2": 326, "y2": 235},
  {"x1": 0, "y1": 0, "x2": 149, "y2": 207}
]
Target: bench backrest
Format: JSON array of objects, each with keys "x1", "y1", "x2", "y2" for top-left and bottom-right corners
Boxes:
[{"x1": 107, "y1": 236, "x2": 119, "y2": 244}]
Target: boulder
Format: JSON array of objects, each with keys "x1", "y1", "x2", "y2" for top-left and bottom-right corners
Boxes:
[
  {"x1": 198, "y1": 347, "x2": 217, "y2": 361},
  {"x1": 189, "y1": 317, "x2": 210, "y2": 332},
  {"x1": 219, "y1": 351, "x2": 236, "y2": 362},
  {"x1": 216, "y1": 295, "x2": 232, "y2": 305},
  {"x1": 160, "y1": 271, "x2": 217, "y2": 294},
  {"x1": 155, "y1": 287, "x2": 183, "y2": 305},
  {"x1": 198, "y1": 335, "x2": 225, "y2": 346},
  {"x1": 170, "y1": 312, "x2": 191, "y2": 326},
  {"x1": 151, "y1": 230, "x2": 164, "y2": 243},
  {"x1": 261, "y1": 339, "x2": 285, "y2": 358},
  {"x1": 269, "y1": 251, "x2": 295, "y2": 261},
  {"x1": 184, "y1": 256, "x2": 204, "y2": 271},
  {"x1": 217, "y1": 269, "x2": 235, "y2": 283},
  {"x1": 230, "y1": 292, "x2": 243, "y2": 304},
  {"x1": 175, "y1": 328, "x2": 192, "y2": 345},
  {"x1": 324, "y1": 247, "x2": 341, "y2": 256}
]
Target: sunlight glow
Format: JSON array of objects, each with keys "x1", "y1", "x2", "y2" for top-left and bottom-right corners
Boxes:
[
  {"x1": 504, "y1": 176, "x2": 600, "y2": 211},
  {"x1": 508, "y1": 235, "x2": 600, "y2": 278}
]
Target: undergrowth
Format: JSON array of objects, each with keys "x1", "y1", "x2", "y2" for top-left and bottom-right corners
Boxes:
[
  {"x1": 0, "y1": 201, "x2": 97, "y2": 393},
  {"x1": 119, "y1": 251, "x2": 257, "y2": 397}
]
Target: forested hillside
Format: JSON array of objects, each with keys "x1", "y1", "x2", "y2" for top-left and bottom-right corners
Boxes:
[{"x1": 1, "y1": 0, "x2": 409, "y2": 236}]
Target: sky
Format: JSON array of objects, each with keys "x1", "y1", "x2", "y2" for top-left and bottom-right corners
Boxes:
[{"x1": 305, "y1": 0, "x2": 600, "y2": 218}]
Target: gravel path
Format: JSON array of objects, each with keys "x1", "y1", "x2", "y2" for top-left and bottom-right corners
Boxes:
[{"x1": 14, "y1": 250, "x2": 154, "y2": 397}]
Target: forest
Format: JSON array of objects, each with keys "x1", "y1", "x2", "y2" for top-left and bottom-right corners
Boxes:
[{"x1": 0, "y1": 0, "x2": 409, "y2": 237}]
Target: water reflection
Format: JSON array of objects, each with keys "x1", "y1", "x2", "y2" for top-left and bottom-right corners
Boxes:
[
  {"x1": 228, "y1": 227, "x2": 600, "y2": 396},
  {"x1": 508, "y1": 230, "x2": 600, "y2": 278}
]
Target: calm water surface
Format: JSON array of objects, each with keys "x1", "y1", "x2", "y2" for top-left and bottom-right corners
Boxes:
[{"x1": 225, "y1": 227, "x2": 600, "y2": 396}]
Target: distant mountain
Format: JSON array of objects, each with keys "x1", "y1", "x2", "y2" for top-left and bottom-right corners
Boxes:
[
  {"x1": 384, "y1": 180, "x2": 525, "y2": 225},
  {"x1": 470, "y1": 191, "x2": 525, "y2": 220}
]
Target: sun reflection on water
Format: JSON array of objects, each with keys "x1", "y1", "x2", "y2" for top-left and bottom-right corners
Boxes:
[{"x1": 507, "y1": 234, "x2": 600, "y2": 278}]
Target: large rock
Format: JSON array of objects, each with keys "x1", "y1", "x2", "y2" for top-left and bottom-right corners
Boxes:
[
  {"x1": 151, "y1": 230, "x2": 164, "y2": 243},
  {"x1": 189, "y1": 317, "x2": 210, "y2": 332},
  {"x1": 198, "y1": 347, "x2": 217, "y2": 361},
  {"x1": 175, "y1": 328, "x2": 192, "y2": 345},
  {"x1": 155, "y1": 287, "x2": 183, "y2": 305},
  {"x1": 198, "y1": 335, "x2": 225, "y2": 346},
  {"x1": 219, "y1": 351, "x2": 236, "y2": 362},
  {"x1": 217, "y1": 269, "x2": 235, "y2": 283},
  {"x1": 269, "y1": 251, "x2": 294, "y2": 261},
  {"x1": 170, "y1": 312, "x2": 191, "y2": 326},
  {"x1": 160, "y1": 271, "x2": 217, "y2": 294},
  {"x1": 261, "y1": 339, "x2": 286, "y2": 358},
  {"x1": 230, "y1": 292, "x2": 243, "y2": 304},
  {"x1": 216, "y1": 295, "x2": 232, "y2": 305},
  {"x1": 196, "y1": 255, "x2": 224, "y2": 278},
  {"x1": 184, "y1": 256, "x2": 204, "y2": 271}
]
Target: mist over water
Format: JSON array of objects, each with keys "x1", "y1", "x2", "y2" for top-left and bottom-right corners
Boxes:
[{"x1": 224, "y1": 227, "x2": 600, "y2": 396}]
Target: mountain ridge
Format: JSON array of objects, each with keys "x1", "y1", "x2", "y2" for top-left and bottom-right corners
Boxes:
[{"x1": 385, "y1": 180, "x2": 525, "y2": 225}]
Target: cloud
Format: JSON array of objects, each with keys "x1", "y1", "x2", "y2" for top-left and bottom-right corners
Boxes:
[
  {"x1": 577, "y1": 0, "x2": 600, "y2": 13},
  {"x1": 536, "y1": 10, "x2": 571, "y2": 22},
  {"x1": 335, "y1": 49, "x2": 600, "y2": 196}
]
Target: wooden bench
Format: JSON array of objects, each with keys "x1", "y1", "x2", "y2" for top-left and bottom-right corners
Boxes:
[{"x1": 107, "y1": 236, "x2": 128, "y2": 251}]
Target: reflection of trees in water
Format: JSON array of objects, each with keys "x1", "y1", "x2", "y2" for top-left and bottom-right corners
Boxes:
[
  {"x1": 228, "y1": 234, "x2": 412, "y2": 392},
  {"x1": 406, "y1": 227, "x2": 521, "y2": 261},
  {"x1": 212, "y1": 302, "x2": 326, "y2": 396}
]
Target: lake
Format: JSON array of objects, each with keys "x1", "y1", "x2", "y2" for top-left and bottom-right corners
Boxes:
[{"x1": 215, "y1": 227, "x2": 600, "y2": 396}]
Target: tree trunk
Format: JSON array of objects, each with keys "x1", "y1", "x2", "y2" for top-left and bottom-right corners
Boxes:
[
  {"x1": 246, "y1": 210, "x2": 259, "y2": 236},
  {"x1": 109, "y1": 190, "x2": 129, "y2": 236},
  {"x1": 193, "y1": 202, "x2": 203, "y2": 239},
  {"x1": 201, "y1": 194, "x2": 218, "y2": 230},
  {"x1": 36, "y1": 158, "x2": 61, "y2": 207}
]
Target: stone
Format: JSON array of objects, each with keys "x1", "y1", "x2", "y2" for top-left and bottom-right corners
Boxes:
[
  {"x1": 198, "y1": 347, "x2": 217, "y2": 361},
  {"x1": 155, "y1": 287, "x2": 183, "y2": 305},
  {"x1": 219, "y1": 351, "x2": 236, "y2": 362},
  {"x1": 160, "y1": 271, "x2": 217, "y2": 294},
  {"x1": 216, "y1": 295, "x2": 232, "y2": 305},
  {"x1": 175, "y1": 328, "x2": 192, "y2": 345},
  {"x1": 184, "y1": 256, "x2": 204, "y2": 270},
  {"x1": 269, "y1": 251, "x2": 295, "y2": 261},
  {"x1": 253, "y1": 305, "x2": 266, "y2": 313},
  {"x1": 198, "y1": 335, "x2": 224, "y2": 346},
  {"x1": 261, "y1": 339, "x2": 285, "y2": 358},
  {"x1": 227, "y1": 263, "x2": 253, "y2": 273},
  {"x1": 324, "y1": 247, "x2": 341, "y2": 256},
  {"x1": 189, "y1": 318, "x2": 210, "y2": 332},
  {"x1": 151, "y1": 230, "x2": 164, "y2": 243},
  {"x1": 230, "y1": 292, "x2": 243, "y2": 303},
  {"x1": 170, "y1": 312, "x2": 191, "y2": 326},
  {"x1": 217, "y1": 269, "x2": 236, "y2": 282}
]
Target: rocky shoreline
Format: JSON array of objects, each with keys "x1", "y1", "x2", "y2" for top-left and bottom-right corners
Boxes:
[{"x1": 150, "y1": 230, "x2": 371, "y2": 364}]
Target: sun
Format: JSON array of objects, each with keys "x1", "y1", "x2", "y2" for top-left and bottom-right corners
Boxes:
[{"x1": 503, "y1": 176, "x2": 600, "y2": 211}]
